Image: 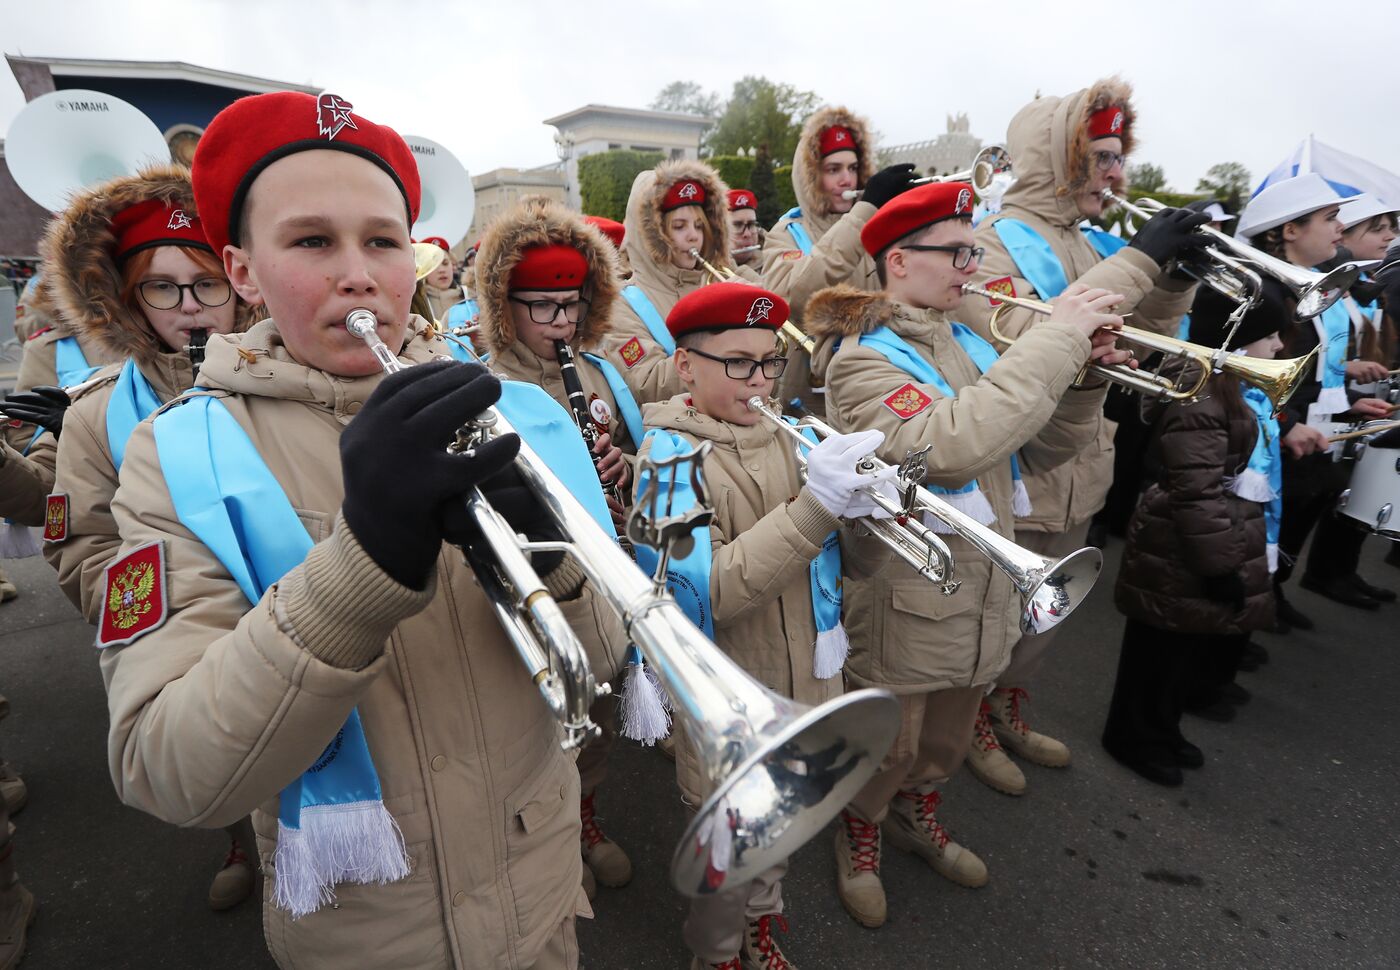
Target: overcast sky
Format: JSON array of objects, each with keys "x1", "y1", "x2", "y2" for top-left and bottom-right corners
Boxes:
[{"x1": 3, "y1": 0, "x2": 1395, "y2": 196}]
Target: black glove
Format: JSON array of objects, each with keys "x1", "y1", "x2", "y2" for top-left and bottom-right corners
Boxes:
[
  {"x1": 341, "y1": 360, "x2": 520, "y2": 590},
  {"x1": 442, "y1": 469, "x2": 568, "y2": 578},
  {"x1": 1201, "y1": 571, "x2": 1247, "y2": 613},
  {"x1": 860, "y1": 164, "x2": 921, "y2": 209},
  {"x1": 1129, "y1": 207, "x2": 1212, "y2": 266},
  {"x1": 2, "y1": 386, "x2": 71, "y2": 438}
]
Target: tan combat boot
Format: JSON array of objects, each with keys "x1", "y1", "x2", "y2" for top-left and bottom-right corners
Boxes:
[
  {"x1": 833, "y1": 810, "x2": 886, "y2": 928},
  {"x1": 884, "y1": 787, "x2": 987, "y2": 888},
  {"x1": 207, "y1": 838, "x2": 255, "y2": 911},
  {"x1": 0, "y1": 839, "x2": 36, "y2": 970},
  {"x1": 965, "y1": 701, "x2": 1026, "y2": 796},
  {"x1": 0, "y1": 765, "x2": 25, "y2": 818},
  {"x1": 988, "y1": 687, "x2": 1070, "y2": 768},
  {"x1": 742, "y1": 913, "x2": 796, "y2": 969},
  {"x1": 580, "y1": 790, "x2": 632, "y2": 888},
  {"x1": 0, "y1": 567, "x2": 15, "y2": 604}
]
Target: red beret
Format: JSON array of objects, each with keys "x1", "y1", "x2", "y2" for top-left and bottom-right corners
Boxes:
[
  {"x1": 818, "y1": 126, "x2": 857, "y2": 157},
  {"x1": 192, "y1": 91, "x2": 421, "y2": 255},
  {"x1": 584, "y1": 215, "x2": 625, "y2": 250},
  {"x1": 860, "y1": 181, "x2": 976, "y2": 256},
  {"x1": 727, "y1": 189, "x2": 757, "y2": 212},
  {"x1": 661, "y1": 179, "x2": 706, "y2": 212},
  {"x1": 110, "y1": 200, "x2": 212, "y2": 261},
  {"x1": 509, "y1": 244, "x2": 589, "y2": 291},
  {"x1": 421, "y1": 236, "x2": 451, "y2": 253},
  {"x1": 666, "y1": 283, "x2": 788, "y2": 339},
  {"x1": 1086, "y1": 105, "x2": 1126, "y2": 140}
]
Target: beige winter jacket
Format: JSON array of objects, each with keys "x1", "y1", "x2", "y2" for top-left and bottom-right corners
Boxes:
[
  {"x1": 636, "y1": 394, "x2": 888, "y2": 801},
  {"x1": 102, "y1": 318, "x2": 627, "y2": 969},
  {"x1": 3, "y1": 326, "x2": 121, "y2": 456},
  {"x1": 596, "y1": 160, "x2": 736, "y2": 407},
  {"x1": 807, "y1": 288, "x2": 1105, "y2": 692},
  {"x1": 960, "y1": 78, "x2": 1197, "y2": 532}
]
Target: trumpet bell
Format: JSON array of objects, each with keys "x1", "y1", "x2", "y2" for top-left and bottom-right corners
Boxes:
[
  {"x1": 5, "y1": 89, "x2": 170, "y2": 212},
  {"x1": 1218, "y1": 345, "x2": 1320, "y2": 410},
  {"x1": 1022, "y1": 546, "x2": 1103, "y2": 635},
  {"x1": 970, "y1": 144, "x2": 1014, "y2": 196},
  {"x1": 674, "y1": 689, "x2": 901, "y2": 896}
]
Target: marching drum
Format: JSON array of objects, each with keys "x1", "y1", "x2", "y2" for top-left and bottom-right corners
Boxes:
[{"x1": 1338, "y1": 423, "x2": 1400, "y2": 539}]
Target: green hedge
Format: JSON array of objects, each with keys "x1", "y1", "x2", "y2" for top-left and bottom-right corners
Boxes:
[
  {"x1": 1096, "y1": 188, "x2": 1211, "y2": 236},
  {"x1": 773, "y1": 165, "x2": 797, "y2": 217},
  {"x1": 578, "y1": 150, "x2": 665, "y2": 222},
  {"x1": 707, "y1": 155, "x2": 755, "y2": 193}
]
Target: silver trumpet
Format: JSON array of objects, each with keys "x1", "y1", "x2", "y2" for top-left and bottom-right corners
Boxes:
[
  {"x1": 748, "y1": 396, "x2": 1101, "y2": 634},
  {"x1": 731, "y1": 244, "x2": 762, "y2": 256},
  {"x1": 1103, "y1": 190, "x2": 1360, "y2": 319},
  {"x1": 345, "y1": 309, "x2": 902, "y2": 896},
  {"x1": 844, "y1": 144, "x2": 1013, "y2": 201},
  {"x1": 689, "y1": 248, "x2": 818, "y2": 355}
]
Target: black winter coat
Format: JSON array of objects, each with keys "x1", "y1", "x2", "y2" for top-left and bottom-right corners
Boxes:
[{"x1": 1115, "y1": 383, "x2": 1275, "y2": 635}]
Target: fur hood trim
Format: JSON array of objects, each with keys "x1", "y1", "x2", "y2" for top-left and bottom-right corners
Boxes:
[
  {"x1": 803, "y1": 284, "x2": 895, "y2": 339},
  {"x1": 625, "y1": 158, "x2": 733, "y2": 275},
  {"x1": 38, "y1": 164, "x2": 251, "y2": 363},
  {"x1": 475, "y1": 195, "x2": 621, "y2": 354},
  {"x1": 794, "y1": 106, "x2": 876, "y2": 219}
]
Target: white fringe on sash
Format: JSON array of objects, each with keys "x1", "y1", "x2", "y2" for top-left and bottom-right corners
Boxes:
[
  {"x1": 620, "y1": 659, "x2": 672, "y2": 745},
  {"x1": 271, "y1": 802, "x2": 410, "y2": 920},
  {"x1": 1011, "y1": 479, "x2": 1032, "y2": 518},
  {"x1": 1267, "y1": 543, "x2": 1279, "y2": 575},
  {"x1": 0, "y1": 524, "x2": 41, "y2": 559},
  {"x1": 1226, "y1": 468, "x2": 1277, "y2": 503},
  {"x1": 813, "y1": 622, "x2": 850, "y2": 680},
  {"x1": 923, "y1": 486, "x2": 996, "y2": 534}
]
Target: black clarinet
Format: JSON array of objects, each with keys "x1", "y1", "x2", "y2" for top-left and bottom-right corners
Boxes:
[
  {"x1": 184, "y1": 328, "x2": 209, "y2": 382},
  {"x1": 553, "y1": 339, "x2": 622, "y2": 505}
]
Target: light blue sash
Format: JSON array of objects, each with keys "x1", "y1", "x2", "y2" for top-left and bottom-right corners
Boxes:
[
  {"x1": 783, "y1": 207, "x2": 815, "y2": 255},
  {"x1": 847, "y1": 324, "x2": 1029, "y2": 528},
  {"x1": 633, "y1": 427, "x2": 846, "y2": 677},
  {"x1": 446, "y1": 298, "x2": 478, "y2": 331},
  {"x1": 1235, "y1": 385, "x2": 1282, "y2": 573},
  {"x1": 581, "y1": 353, "x2": 645, "y2": 447},
  {"x1": 152, "y1": 394, "x2": 408, "y2": 919},
  {"x1": 54, "y1": 336, "x2": 100, "y2": 386},
  {"x1": 1312, "y1": 296, "x2": 1351, "y2": 414},
  {"x1": 621, "y1": 285, "x2": 676, "y2": 355},
  {"x1": 106, "y1": 360, "x2": 163, "y2": 471}
]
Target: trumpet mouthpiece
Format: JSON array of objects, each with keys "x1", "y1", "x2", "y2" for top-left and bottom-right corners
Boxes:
[
  {"x1": 345, "y1": 308, "x2": 378, "y2": 338},
  {"x1": 745, "y1": 396, "x2": 766, "y2": 412}
]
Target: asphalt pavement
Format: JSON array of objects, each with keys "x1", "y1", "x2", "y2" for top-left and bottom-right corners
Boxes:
[{"x1": 1, "y1": 537, "x2": 1397, "y2": 969}]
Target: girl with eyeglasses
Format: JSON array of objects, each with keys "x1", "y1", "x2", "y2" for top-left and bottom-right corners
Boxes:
[{"x1": 0, "y1": 164, "x2": 257, "y2": 913}]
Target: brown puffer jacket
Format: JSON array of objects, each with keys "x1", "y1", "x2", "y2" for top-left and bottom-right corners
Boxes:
[
  {"x1": 1114, "y1": 380, "x2": 1274, "y2": 635},
  {"x1": 596, "y1": 159, "x2": 735, "y2": 405}
]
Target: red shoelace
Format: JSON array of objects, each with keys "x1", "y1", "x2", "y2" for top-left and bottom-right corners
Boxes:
[
  {"x1": 223, "y1": 839, "x2": 248, "y2": 870},
  {"x1": 579, "y1": 792, "x2": 607, "y2": 849},
  {"x1": 898, "y1": 789, "x2": 950, "y2": 849},
  {"x1": 750, "y1": 914, "x2": 793, "y2": 970},
  {"x1": 1000, "y1": 687, "x2": 1032, "y2": 735},
  {"x1": 973, "y1": 701, "x2": 1002, "y2": 753},
  {"x1": 841, "y1": 810, "x2": 880, "y2": 873},
  {"x1": 709, "y1": 959, "x2": 742, "y2": 970}
]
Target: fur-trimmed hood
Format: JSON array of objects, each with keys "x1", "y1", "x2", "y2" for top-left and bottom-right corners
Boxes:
[
  {"x1": 793, "y1": 106, "x2": 876, "y2": 224},
  {"x1": 475, "y1": 195, "x2": 621, "y2": 355},
  {"x1": 999, "y1": 77, "x2": 1136, "y2": 228},
  {"x1": 623, "y1": 158, "x2": 733, "y2": 279},
  {"x1": 803, "y1": 284, "x2": 948, "y2": 385},
  {"x1": 37, "y1": 163, "x2": 251, "y2": 364}
]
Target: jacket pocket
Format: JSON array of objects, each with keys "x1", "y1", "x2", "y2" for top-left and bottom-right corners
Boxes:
[
  {"x1": 874, "y1": 578, "x2": 983, "y2": 686},
  {"x1": 504, "y1": 752, "x2": 580, "y2": 948}
]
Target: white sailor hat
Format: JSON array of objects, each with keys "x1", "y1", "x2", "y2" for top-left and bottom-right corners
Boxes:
[
  {"x1": 1337, "y1": 193, "x2": 1398, "y2": 230},
  {"x1": 1201, "y1": 202, "x2": 1232, "y2": 224},
  {"x1": 1235, "y1": 173, "x2": 1350, "y2": 241}
]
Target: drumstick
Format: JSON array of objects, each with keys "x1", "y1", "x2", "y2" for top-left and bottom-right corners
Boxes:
[{"x1": 1328, "y1": 421, "x2": 1400, "y2": 443}]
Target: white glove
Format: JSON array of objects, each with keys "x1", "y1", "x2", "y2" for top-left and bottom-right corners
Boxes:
[{"x1": 805, "y1": 429, "x2": 901, "y2": 520}]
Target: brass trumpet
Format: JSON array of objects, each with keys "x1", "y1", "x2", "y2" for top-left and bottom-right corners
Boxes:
[
  {"x1": 689, "y1": 248, "x2": 817, "y2": 355},
  {"x1": 345, "y1": 308, "x2": 901, "y2": 897},
  {"x1": 1103, "y1": 190, "x2": 1360, "y2": 319},
  {"x1": 961, "y1": 282, "x2": 1317, "y2": 409},
  {"x1": 747, "y1": 396, "x2": 1102, "y2": 634},
  {"x1": 843, "y1": 144, "x2": 1013, "y2": 202}
]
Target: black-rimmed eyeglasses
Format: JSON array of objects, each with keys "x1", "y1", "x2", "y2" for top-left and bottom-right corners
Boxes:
[
  {"x1": 897, "y1": 244, "x2": 985, "y2": 270},
  {"x1": 686, "y1": 347, "x2": 788, "y2": 380},
  {"x1": 138, "y1": 278, "x2": 232, "y2": 311},
  {"x1": 508, "y1": 297, "x2": 591, "y2": 325}
]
